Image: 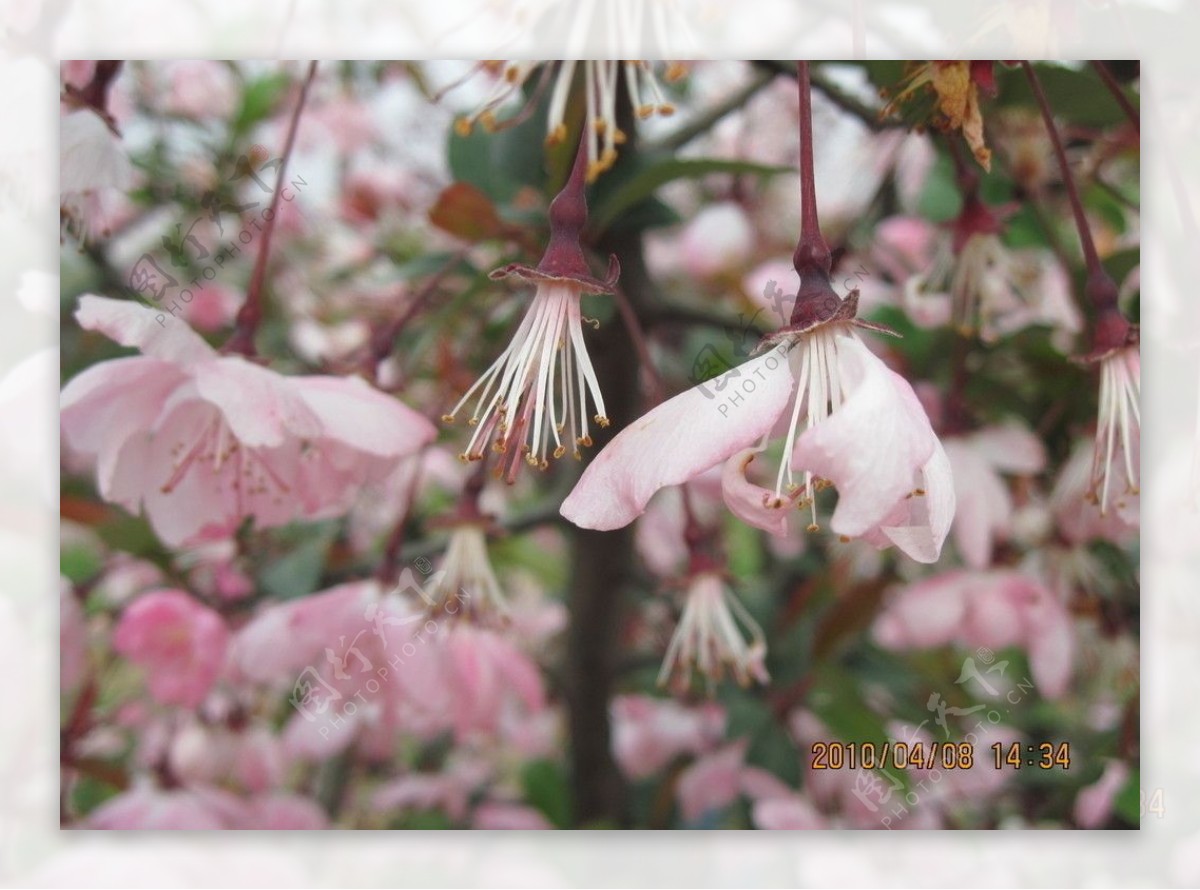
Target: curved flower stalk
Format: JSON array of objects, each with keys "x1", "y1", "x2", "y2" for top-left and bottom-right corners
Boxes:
[
  {"x1": 60, "y1": 296, "x2": 436, "y2": 547},
  {"x1": 562, "y1": 63, "x2": 955, "y2": 563},
  {"x1": 442, "y1": 131, "x2": 619, "y2": 482},
  {"x1": 449, "y1": 58, "x2": 684, "y2": 180}
]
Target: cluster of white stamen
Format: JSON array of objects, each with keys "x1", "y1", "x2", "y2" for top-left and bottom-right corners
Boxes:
[
  {"x1": 1089, "y1": 347, "x2": 1140, "y2": 514},
  {"x1": 767, "y1": 324, "x2": 854, "y2": 532},
  {"x1": 427, "y1": 524, "x2": 507, "y2": 617},
  {"x1": 455, "y1": 59, "x2": 679, "y2": 181},
  {"x1": 658, "y1": 573, "x2": 769, "y2": 690},
  {"x1": 444, "y1": 283, "x2": 608, "y2": 474}
]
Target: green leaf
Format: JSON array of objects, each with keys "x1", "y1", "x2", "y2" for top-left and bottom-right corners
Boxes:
[
  {"x1": 997, "y1": 62, "x2": 1137, "y2": 128},
  {"x1": 257, "y1": 523, "x2": 338, "y2": 600},
  {"x1": 520, "y1": 759, "x2": 573, "y2": 828},
  {"x1": 233, "y1": 73, "x2": 290, "y2": 137},
  {"x1": 1113, "y1": 768, "x2": 1141, "y2": 825},
  {"x1": 589, "y1": 155, "x2": 791, "y2": 234}
]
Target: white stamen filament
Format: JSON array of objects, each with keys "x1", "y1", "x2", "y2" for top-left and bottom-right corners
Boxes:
[
  {"x1": 445, "y1": 284, "x2": 607, "y2": 473},
  {"x1": 428, "y1": 524, "x2": 507, "y2": 616},
  {"x1": 658, "y1": 573, "x2": 769, "y2": 691},
  {"x1": 770, "y1": 325, "x2": 855, "y2": 530},
  {"x1": 1090, "y1": 347, "x2": 1140, "y2": 514}
]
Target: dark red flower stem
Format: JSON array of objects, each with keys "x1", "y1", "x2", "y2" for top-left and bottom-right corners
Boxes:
[
  {"x1": 793, "y1": 61, "x2": 832, "y2": 280},
  {"x1": 535, "y1": 127, "x2": 594, "y2": 280},
  {"x1": 224, "y1": 61, "x2": 318, "y2": 358},
  {"x1": 74, "y1": 61, "x2": 123, "y2": 125},
  {"x1": 789, "y1": 62, "x2": 843, "y2": 330},
  {"x1": 1022, "y1": 61, "x2": 1128, "y2": 352}
]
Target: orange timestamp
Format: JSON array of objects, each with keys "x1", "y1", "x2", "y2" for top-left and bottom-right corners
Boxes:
[
  {"x1": 810, "y1": 741, "x2": 976, "y2": 771},
  {"x1": 991, "y1": 741, "x2": 1072, "y2": 770}
]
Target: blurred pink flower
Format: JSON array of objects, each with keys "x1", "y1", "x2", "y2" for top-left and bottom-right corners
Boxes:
[
  {"x1": 562, "y1": 331, "x2": 954, "y2": 564},
  {"x1": 1073, "y1": 759, "x2": 1130, "y2": 829},
  {"x1": 1052, "y1": 440, "x2": 1137, "y2": 546},
  {"x1": 471, "y1": 801, "x2": 553, "y2": 830},
  {"x1": 159, "y1": 61, "x2": 239, "y2": 120},
  {"x1": 60, "y1": 108, "x2": 133, "y2": 242},
  {"x1": 752, "y1": 796, "x2": 827, "y2": 830},
  {"x1": 676, "y1": 740, "x2": 747, "y2": 823},
  {"x1": 180, "y1": 283, "x2": 242, "y2": 332},
  {"x1": 113, "y1": 589, "x2": 229, "y2": 708},
  {"x1": 370, "y1": 759, "x2": 491, "y2": 823},
  {"x1": 60, "y1": 296, "x2": 436, "y2": 547},
  {"x1": 678, "y1": 202, "x2": 756, "y2": 279},
  {"x1": 943, "y1": 422, "x2": 1046, "y2": 568},
  {"x1": 83, "y1": 784, "x2": 327, "y2": 829},
  {"x1": 83, "y1": 783, "x2": 246, "y2": 830},
  {"x1": 611, "y1": 694, "x2": 725, "y2": 780},
  {"x1": 873, "y1": 569, "x2": 1074, "y2": 699}
]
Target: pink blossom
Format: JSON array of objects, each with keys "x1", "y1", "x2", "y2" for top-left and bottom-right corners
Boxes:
[
  {"x1": 113, "y1": 589, "x2": 229, "y2": 708},
  {"x1": 240, "y1": 793, "x2": 329, "y2": 829},
  {"x1": 471, "y1": 801, "x2": 553, "y2": 830},
  {"x1": 678, "y1": 202, "x2": 756, "y2": 278},
  {"x1": 873, "y1": 569, "x2": 1074, "y2": 699},
  {"x1": 180, "y1": 283, "x2": 241, "y2": 332},
  {"x1": 370, "y1": 759, "x2": 491, "y2": 822},
  {"x1": 611, "y1": 694, "x2": 725, "y2": 779},
  {"x1": 943, "y1": 422, "x2": 1046, "y2": 568},
  {"x1": 562, "y1": 328, "x2": 954, "y2": 564},
  {"x1": 158, "y1": 61, "x2": 239, "y2": 120},
  {"x1": 60, "y1": 109, "x2": 134, "y2": 242},
  {"x1": 675, "y1": 741, "x2": 748, "y2": 823},
  {"x1": 83, "y1": 784, "x2": 247, "y2": 830},
  {"x1": 752, "y1": 797, "x2": 827, "y2": 830},
  {"x1": 1073, "y1": 760, "x2": 1129, "y2": 828},
  {"x1": 60, "y1": 296, "x2": 436, "y2": 547}
]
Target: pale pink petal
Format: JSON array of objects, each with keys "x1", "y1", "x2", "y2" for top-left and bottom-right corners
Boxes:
[
  {"x1": 791, "y1": 336, "x2": 938, "y2": 540},
  {"x1": 972, "y1": 423, "x2": 1047, "y2": 475},
  {"x1": 561, "y1": 349, "x2": 796, "y2": 530},
  {"x1": 873, "y1": 438, "x2": 956, "y2": 564},
  {"x1": 945, "y1": 438, "x2": 1010, "y2": 569},
  {"x1": 239, "y1": 793, "x2": 329, "y2": 829},
  {"x1": 873, "y1": 571, "x2": 968, "y2": 649},
  {"x1": 293, "y1": 374, "x2": 437, "y2": 458},
  {"x1": 752, "y1": 797, "x2": 826, "y2": 830},
  {"x1": 721, "y1": 447, "x2": 791, "y2": 537},
  {"x1": 75, "y1": 294, "x2": 215, "y2": 365},
  {"x1": 472, "y1": 802, "x2": 553, "y2": 830},
  {"x1": 60, "y1": 356, "x2": 187, "y2": 497},
  {"x1": 1025, "y1": 589, "x2": 1074, "y2": 700},
  {"x1": 190, "y1": 357, "x2": 323, "y2": 448},
  {"x1": 676, "y1": 741, "x2": 747, "y2": 822},
  {"x1": 1074, "y1": 761, "x2": 1130, "y2": 829}
]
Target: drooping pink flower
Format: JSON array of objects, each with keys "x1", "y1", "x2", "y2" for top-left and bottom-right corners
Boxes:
[
  {"x1": 562, "y1": 320, "x2": 954, "y2": 564},
  {"x1": 943, "y1": 422, "x2": 1046, "y2": 568},
  {"x1": 611, "y1": 694, "x2": 725, "y2": 780},
  {"x1": 441, "y1": 133, "x2": 619, "y2": 479},
  {"x1": 113, "y1": 589, "x2": 229, "y2": 708},
  {"x1": 60, "y1": 296, "x2": 436, "y2": 547}
]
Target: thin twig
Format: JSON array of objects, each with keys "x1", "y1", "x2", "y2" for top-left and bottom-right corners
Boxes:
[
  {"x1": 224, "y1": 61, "x2": 318, "y2": 357},
  {"x1": 1091, "y1": 61, "x2": 1140, "y2": 133},
  {"x1": 648, "y1": 65, "x2": 778, "y2": 152}
]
